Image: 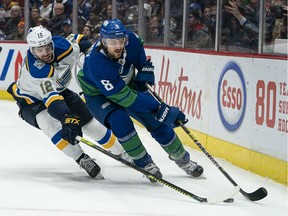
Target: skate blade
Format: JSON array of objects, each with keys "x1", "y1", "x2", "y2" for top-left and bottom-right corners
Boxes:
[
  {"x1": 191, "y1": 173, "x2": 206, "y2": 179},
  {"x1": 95, "y1": 172, "x2": 105, "y2": 180},
  {"x1": 198, "y1": 173, "x2": 206, "y2": 179}
]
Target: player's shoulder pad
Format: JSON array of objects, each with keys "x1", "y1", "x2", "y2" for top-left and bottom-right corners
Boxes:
[
  {"x1": 53, "y1": 36, "x2": 73, "y2": 62},
  {"x1": 127, "y1": 31, "x2": 144, "y2": 45},
  {"x1": 26, "y1": 51, "x2": 54, "y2": 79}
]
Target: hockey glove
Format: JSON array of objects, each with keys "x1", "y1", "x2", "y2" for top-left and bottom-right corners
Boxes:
[
  {"x1": 79, "y1": 36, "x2": 92, "y2": 54},
  {"x1": 61, "y1": 114, "x2": 82, "y2": 145},
  {"x1": 134, "y1": 60, "x2": 155, "y2": 92},
  {"x1": 155, "y1": 102, "x2": 188, "y2": 128}
]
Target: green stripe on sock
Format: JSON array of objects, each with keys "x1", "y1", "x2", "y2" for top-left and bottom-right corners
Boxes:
[
  {"x1": 120, "y1": 134, "x2": 147, "y2": 160},
  {"x1": 162, "y1": 135, "x2": 186, "y2": 160}
]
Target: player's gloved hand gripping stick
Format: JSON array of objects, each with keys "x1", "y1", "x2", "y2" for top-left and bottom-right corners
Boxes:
[
  {"x1": 134, "y1": 59, "x2": 155, "y2": 92},
  {"x1": 61, "y1": 114, "x2": 83, "y2": 145},
  {"x1": 155, "y1": 102, "x2": 188, "y2": 128}
]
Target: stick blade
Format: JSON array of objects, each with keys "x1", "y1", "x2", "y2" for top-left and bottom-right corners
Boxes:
[
  {"x1": 241, "y1": 187, "x2": 268, "y2": 201},
  {"x1": 207, "y1": 186, "x2": 240, "y2": 204}
]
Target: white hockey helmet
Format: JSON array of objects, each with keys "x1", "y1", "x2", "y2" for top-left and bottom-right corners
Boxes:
[{"x1": 26, "y1": 25, "x2": 52, "y2": 48}]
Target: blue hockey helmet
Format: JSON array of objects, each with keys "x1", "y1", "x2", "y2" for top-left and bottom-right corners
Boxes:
[{"x1": 100, "y1": 18, "x2": 127, "y2": 39}]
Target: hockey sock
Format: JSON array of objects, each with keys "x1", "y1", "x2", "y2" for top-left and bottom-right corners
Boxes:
[
  {"x1": 51, "y1": 130, "x2": 84, "y2": 160},
  {"x1": 150, "y1": 125, "x2": 186, "y2": 160},
  {"x1": 160, "y1": 134, "x2": 186, "y2": 160},
  {"x1": 118, "y1": 130, "x2": 152, "y2": 167},
  {"x1": 97, "y1": 129, "x2": 124, "y2": 155}
]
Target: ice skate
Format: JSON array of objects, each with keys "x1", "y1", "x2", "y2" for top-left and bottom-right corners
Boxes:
[
  {"x1": 170, "y1": 152, "x2": 204, "y2": 177},
  {"x1": 178, "y1": 160, "x2": 204, "y2": 177},
  {"x1": 118, "y1": 151, "x2": 134, "y2": 163},
  {"x1": 77, "y1": 153, "x2": 103, "y2": 179},
  {"x1": 144, "y1": 162, "x2": 163, "y2": 183}
]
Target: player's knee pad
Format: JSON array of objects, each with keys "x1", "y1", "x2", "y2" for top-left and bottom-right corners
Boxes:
[
  {"x1": 36, "y1": 110, "x2": 62, "y2": 138},
  {"x1": 21, "y1": 102, "x2": 46, "y2": 129},
  {"x1": 84, "y1": 94, "x2": 121, "y2": 126},
  {"x1": 106, "y1": 109, "x2": 135, "y2": 138},
  {"x1": 150, "y1": 124, "x2": 175, "y2": 144}
]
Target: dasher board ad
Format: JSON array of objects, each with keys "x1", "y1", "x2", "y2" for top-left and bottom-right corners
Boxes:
[{"x1": 145, "y1": 49, "x2": 287, "y2": 162}]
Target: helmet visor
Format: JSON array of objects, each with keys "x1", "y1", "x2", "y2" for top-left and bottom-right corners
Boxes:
[{"x1": 104, "y1": 36, "x2": 129, "y2": 47}]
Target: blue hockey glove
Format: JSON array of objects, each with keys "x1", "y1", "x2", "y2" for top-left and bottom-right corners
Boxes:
[
  {"x1": 155, "y1": 102, "x2": 188, "y2": 128},
  {"x1": 79, "y1": 36, "x2": 92, "y2": 53},
  {"x1": 134, "y1": 60, "x2": 155, "y2": 92},
  {"x1": 61, "y1": 114, "x2": 82, "y2": 145}
]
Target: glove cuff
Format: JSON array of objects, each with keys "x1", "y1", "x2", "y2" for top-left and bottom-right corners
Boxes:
[{"x1": 61, "y1": 114, "x2": 81, "y2": 126}]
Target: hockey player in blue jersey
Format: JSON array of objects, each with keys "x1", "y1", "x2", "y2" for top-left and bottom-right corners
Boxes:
[
  {"x1": 7, "y1": 25, "x2": 132, "y2": 178},
  {"x1": 78, "y1": 18, "x2": 204, "y2": 182}
]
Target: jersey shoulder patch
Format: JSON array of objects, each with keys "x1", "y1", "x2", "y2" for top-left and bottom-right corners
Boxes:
[{"x1": 34, "y1": 59, "x2": 45, "y2": 69}]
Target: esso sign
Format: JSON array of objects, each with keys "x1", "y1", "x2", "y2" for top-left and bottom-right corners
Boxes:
[
  {"x1": 222, "y1": 79, "x2": 242, "y2": 110},
  {"x1": 217, "y1": 61, "x2": 247, "y2": 132}
]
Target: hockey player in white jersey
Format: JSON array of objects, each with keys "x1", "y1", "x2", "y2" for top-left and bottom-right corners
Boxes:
[{"x1": 7, "y1": 25, "x2": 131, "y2": 178}]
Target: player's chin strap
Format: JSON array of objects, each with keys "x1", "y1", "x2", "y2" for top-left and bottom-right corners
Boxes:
[
  {"x1": 145, "y1": 83, "x2": 268, "y2": 202},
  {"x1": 76, "y1": 136, "x2": 238, "y2": 204}
]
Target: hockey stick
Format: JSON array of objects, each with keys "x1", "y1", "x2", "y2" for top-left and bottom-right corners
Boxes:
[
  {"x1": 146, "y1": 83, "x2": 268, "y2": 202},
  {"x1": 76, "y1": 136, "x2": 239, "y2": 204}
]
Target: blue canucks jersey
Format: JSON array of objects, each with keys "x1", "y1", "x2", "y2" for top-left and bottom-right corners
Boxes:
[{"x1": 80, "y1": 31, "x2": 159, "y2": 112}]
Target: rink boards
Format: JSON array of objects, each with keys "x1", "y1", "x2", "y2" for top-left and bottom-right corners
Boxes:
[{"x1": 0, "y1": 42, "x2": 287, "y2": 185}]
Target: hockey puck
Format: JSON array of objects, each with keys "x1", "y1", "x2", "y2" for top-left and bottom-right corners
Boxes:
[{"x1": 223, "y1": 198, "x2": 234, "y2": 203}]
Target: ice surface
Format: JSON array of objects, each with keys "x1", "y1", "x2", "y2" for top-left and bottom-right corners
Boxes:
[{"x1": 0, "y1": 100, "x2": 287, "y2": 216}]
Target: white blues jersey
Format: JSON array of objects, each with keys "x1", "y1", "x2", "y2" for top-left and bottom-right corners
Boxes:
[{"x1": 12, "y1": 36, "x2": 80, "y2": 108}]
